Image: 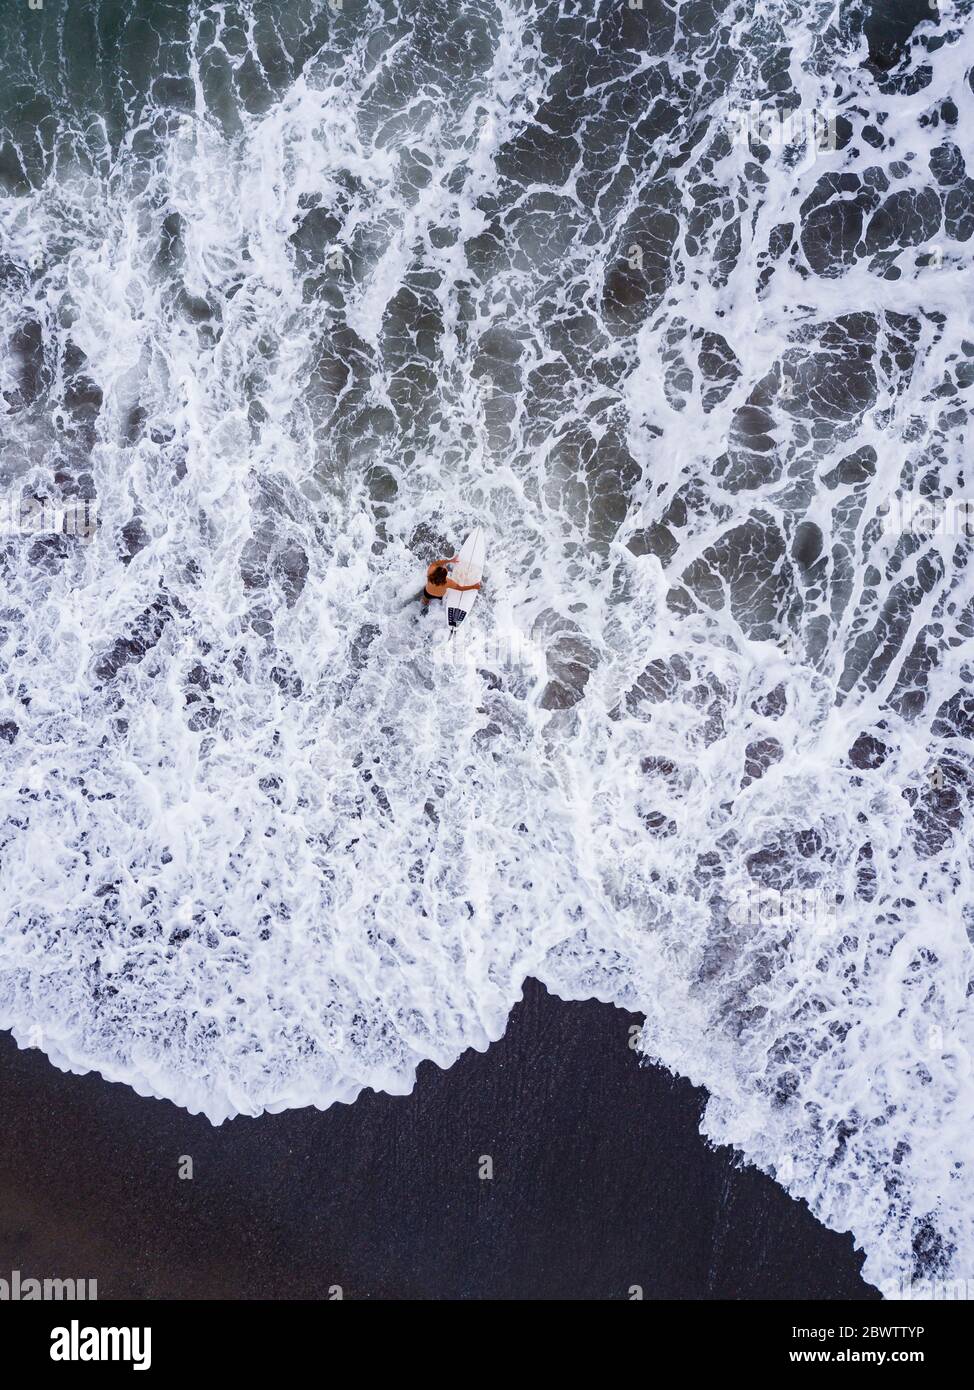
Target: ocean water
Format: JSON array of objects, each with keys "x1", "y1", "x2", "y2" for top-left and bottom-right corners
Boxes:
[{"x1": 0, "y1": 0, "x2": 971, "y2": 1298}]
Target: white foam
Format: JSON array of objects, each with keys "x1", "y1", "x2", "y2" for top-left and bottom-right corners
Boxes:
[{"x1": 1, "y1": 0, "x2": 972, "y2": 1297}]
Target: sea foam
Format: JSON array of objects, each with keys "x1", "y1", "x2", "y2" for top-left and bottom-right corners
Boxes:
[{"x1": 0, "y1": 0, "x2": 972, "y2": 1296}]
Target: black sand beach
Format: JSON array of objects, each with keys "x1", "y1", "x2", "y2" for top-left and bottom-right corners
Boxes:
[{"x1": 0, "y1": 980, "x2": 878, "y2": 1301}]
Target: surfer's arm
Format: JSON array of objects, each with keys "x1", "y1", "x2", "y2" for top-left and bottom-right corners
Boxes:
[{"x1": 446, "y1": 579, "x2": 481, "y2": 592}]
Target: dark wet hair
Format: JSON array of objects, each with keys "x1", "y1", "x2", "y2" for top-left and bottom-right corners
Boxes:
[{"x1": 431, "y1": 566, "x2": 448, "y2": 585}]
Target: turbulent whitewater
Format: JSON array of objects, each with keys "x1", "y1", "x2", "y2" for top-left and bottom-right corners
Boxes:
[{"x1": 1, "y1": 0, "x2": 972, "y2": 1296}]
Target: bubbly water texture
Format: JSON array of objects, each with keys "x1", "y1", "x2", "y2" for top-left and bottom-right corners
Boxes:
[{"x1": 1, "y1": 0, "x2": 973, "y2": 1295}]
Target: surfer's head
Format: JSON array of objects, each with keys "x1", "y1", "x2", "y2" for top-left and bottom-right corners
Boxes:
[{"x1": 431, "y1": 566, "x2": 448, "y2": 585}]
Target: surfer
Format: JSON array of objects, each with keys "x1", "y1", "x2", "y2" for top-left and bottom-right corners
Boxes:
[{"x1": 418, "y1": 556, "x2": 481, "y2": 614}]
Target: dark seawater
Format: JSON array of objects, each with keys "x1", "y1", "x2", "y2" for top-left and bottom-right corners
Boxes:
[
  {"x1": 0, "y1": 979, "x2": 878, "y2": 1299},
  {"x1": 0, "y1": 0, "x2": 972, "y2": 1298}
]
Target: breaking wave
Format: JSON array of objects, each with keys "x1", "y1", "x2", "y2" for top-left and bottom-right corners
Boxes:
[{"x1": 1, "y1": 0, "x2": 972, "y2": 1296}]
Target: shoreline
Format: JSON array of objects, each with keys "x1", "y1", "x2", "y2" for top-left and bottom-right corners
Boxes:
[{"x1": 0, "y1": 979, "x2": 878, "y2": 1300}]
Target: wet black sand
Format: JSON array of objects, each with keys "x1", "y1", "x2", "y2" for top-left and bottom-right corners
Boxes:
[{"x1": 0, "y1": 979, "x2": 878, "y2": 1300}]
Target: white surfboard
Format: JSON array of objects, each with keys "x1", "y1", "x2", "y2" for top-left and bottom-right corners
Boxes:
[{"x1": 446, "y1": 528, "x2": 486, "y2": 632}]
